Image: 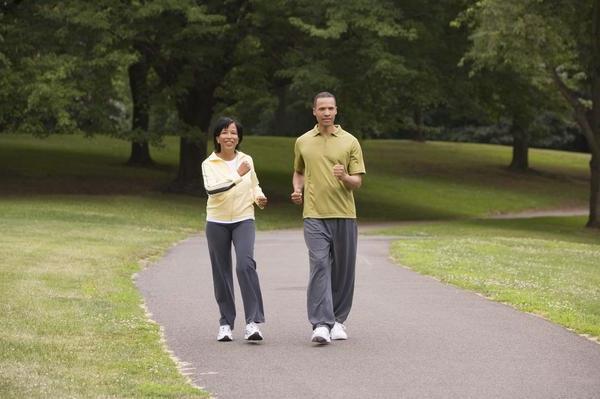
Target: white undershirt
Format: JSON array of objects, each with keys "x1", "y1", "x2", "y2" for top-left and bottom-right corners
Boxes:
[{"x1": 224, "y1": 157, "x2": 237, "y2": 172}]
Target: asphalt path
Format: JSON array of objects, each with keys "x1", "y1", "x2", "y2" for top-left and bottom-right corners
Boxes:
[{"x1": 136, "y1": 228, "x2": 600, "y2": 399}]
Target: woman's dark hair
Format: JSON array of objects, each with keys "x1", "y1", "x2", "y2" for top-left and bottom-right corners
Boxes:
[{"x1": 212, "y1": 117, "x2": 243, "y2": 153}]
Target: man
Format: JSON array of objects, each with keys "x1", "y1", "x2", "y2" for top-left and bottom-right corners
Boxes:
[{"x1": 291, "y1": 91, "x2": 366, "y2": 344}]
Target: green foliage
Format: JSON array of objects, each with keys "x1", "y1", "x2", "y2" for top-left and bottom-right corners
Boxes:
[
  {"x1": 459, "y1": 0, "x2": 581, "y2": 74},
  {"x1": 0, "y1": 1, "x2": 134, "y2": 135},
  {"x1": 458, "y1": 0, "x2": 595, "y2": 137},
  {"x1": 1, "y1": 0, "x2": 594, "y2": 152}
]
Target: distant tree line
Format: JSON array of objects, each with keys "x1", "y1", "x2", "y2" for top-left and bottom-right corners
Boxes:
[{"x1": 1, "y1": 0, "x2": 598, "y2": 227}]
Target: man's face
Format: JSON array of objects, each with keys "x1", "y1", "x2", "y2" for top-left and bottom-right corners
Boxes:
[{"x1": 313, "y1": 97, "x2": 337, "y2": 127}]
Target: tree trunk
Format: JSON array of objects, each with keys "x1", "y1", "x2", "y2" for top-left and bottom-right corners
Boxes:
[
  {"x1": 166, "y1": 85, "x2": 214, "y2": 195},
  {"x1": 587, "y1": 0, "x2": 600, "y2": 227},
  {"x1": 167, "y1": 136, "x2": 207, "y2": 194},
  {"x1": 413, "y1": 108, "x2": 425, "y2": 142},
  {"x1": 509, "y1": 125, "x2": 529, "y2": 171},
  {"x1": 270, "y1": 83, "x2": 289, "y2": 136},
  {"x1": 127, "y1": 59, "x2": 153, "y2": 166},
  {"x1": 548, "y1": 0, "x2": 600, "y2": 227},
  {"x1": 129, "y1": 141, "x2": 152, "y2": 166}
]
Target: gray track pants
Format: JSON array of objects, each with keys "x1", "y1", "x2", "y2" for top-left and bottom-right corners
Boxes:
[
  {"x1": 304, "y1": 218, "x2": 358, "y2": 330},
  {"x1": 205, "y1": 219, "x2": 264, "y2": 329}
]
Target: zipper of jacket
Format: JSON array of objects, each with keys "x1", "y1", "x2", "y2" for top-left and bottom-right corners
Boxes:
[{"x1": 230, "y1": 154, "x2": 239, "y2": 221}]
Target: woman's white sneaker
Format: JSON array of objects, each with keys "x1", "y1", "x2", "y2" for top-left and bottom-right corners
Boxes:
[
  {"x1": 217, "y1": 325, "x2": 233, "y2": 341},
  {"x1": 244, "y1": 322, "x2": 263, "y2": 341},
  {"x1": 311, "y1": 326, "x2": 331, "y2": 344},
  {"x1": 330, "y1": 322, "x2": 348, "y2": 340}
]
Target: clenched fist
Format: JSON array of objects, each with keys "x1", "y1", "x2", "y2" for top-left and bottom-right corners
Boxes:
[
  {"x1": 237, "y1": 160, "x2": 251, "y2": 176},
  {"x1": 256, "y1": 196, "x2": 268, "y2": 209},
  {"x1": 290, "y1": 189, "x2": 303, "y2": 205},
  {"x1": 333, "y1": 164, "x2": 347, "y2": 180}
]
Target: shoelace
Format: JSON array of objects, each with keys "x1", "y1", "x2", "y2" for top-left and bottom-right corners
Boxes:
[{"x1": 246, "y1": 323, "x2": 257, "y2": 333}]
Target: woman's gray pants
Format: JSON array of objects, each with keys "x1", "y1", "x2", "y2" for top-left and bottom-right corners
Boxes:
[
  {"x1": 303, "y1": 218, "x2": 357, "y2": 330},
  {"x1": 205, "y1": 219, "x2": 264, "y2": 329}
]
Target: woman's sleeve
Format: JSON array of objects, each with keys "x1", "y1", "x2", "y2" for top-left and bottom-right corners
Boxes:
[
  {"x1": 248, "y1": 157, "x2": 265, "y2": 201},
  {"x1": 202, "y1": 161, "x2": 243, "y2": 196}
]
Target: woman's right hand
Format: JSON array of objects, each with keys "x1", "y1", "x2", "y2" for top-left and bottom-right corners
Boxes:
[{"x1": 237, "y1": 160, "x2": 251, "y2": 176}]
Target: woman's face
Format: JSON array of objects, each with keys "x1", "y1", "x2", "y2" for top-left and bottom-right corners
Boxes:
[{"x1": 217, "y1": 123, "x2": 239, "y2": 152}]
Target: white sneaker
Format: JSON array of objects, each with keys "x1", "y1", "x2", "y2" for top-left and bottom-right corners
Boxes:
[
  {"x1": 244, "y1": 322, "x2": 263, "y2": 341},
  {"x1": 330, "y1": 322, "x2": 348, "y2": 340},
  {"x1": 311, "y1": 326, "x2": 331, "y2": 344},
  {"x1": 217, "y1": 325, "x2": 233, "y2": 342}
]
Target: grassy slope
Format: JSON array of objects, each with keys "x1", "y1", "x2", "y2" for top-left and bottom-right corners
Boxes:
[
  {"x1": 0, "y1": 133, "x2": 595, "y2": 397},
  {"x1": 2, "y1": 134, "x2": 590, "y2": 220}
]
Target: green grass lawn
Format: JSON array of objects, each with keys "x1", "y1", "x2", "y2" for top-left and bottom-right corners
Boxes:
[
  {"x1": 1, "y1": 195, "x2": 210, "y2": 398},
  {"x1": 0, "y1": 133, "x2": 596, "y2": 397},
  {"x1": 378, "y1": 217, "x2": 600, "y2": 339}
]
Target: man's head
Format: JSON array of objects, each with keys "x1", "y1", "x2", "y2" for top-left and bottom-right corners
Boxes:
[
  {"x1": 313, "y1": 91, "x2": 336, "y2": 108},
  {"x1": 312, "y1": 91, "x2": 337, "y2": 128}
]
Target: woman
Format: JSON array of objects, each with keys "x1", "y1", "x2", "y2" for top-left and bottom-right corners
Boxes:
[{"x1": 201, "y1": 117, "x2": 268, "y2": 342}]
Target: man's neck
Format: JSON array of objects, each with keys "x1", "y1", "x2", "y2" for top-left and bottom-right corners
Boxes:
[{"x1": 318, "y1": 124, "x2": 336, "y2": 135}]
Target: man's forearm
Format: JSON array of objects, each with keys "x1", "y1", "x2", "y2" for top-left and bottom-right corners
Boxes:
[
  {"x1": 293, "y1": 171, "x2": 305, "y2": 192},
  {"x1": 341, "y1": 174, "x2": 362, "y2": 190}
]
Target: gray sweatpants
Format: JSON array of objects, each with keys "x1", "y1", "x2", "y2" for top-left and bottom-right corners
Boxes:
[
  {"x1": 303, "y1": 218, "x2": 358, "y2": 330},
  {"x1": 205, "y1": 219, "x2": 264, "y2": 329}
]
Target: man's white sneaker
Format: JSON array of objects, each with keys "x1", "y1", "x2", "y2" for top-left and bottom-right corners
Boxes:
[
  {"x1": 311, "y1": 326, "x2": 331, "y2": 344},
  {"x1": 330, "y1": 322, "x2": 348, "y2": 340},
  {"x1": 217, "y1": 325, "x2": 233, "y2": 342},
  {"x1": 244, "y1": 322, "x2": 263, "y2": 341}
]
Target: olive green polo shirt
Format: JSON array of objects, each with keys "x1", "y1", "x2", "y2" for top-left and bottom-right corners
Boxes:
[{"x1": 294, "y1": 125, "x2": 366, "y2": 219}]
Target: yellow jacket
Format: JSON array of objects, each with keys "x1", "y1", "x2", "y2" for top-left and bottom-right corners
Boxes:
[{"x1": 201, "y1": 151, "x2": 265, "y2": 222}]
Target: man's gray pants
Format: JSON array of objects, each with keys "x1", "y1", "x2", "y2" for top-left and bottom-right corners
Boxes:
[
  {"x1": 205, "y1": 219, "x2": 264, "y2": 330},
  {"x1": 303, "y1": 218, "x2": 358, "y2": 330}
]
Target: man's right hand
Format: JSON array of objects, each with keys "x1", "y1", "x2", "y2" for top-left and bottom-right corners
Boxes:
[{"x1": 290, "y1": 189, "x2": 303, "y2": 205}]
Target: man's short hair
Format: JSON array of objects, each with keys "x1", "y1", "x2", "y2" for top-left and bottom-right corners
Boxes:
[{"x1": 313, "y1": 91, "x2": 336, "y2": 107}]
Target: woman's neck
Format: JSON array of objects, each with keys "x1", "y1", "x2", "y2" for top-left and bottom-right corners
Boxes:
[{"x1": 216, "y1": 150, "x2": 236, "y2": 161}]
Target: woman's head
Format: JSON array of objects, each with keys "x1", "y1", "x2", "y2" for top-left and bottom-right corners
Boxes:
[{"x1": 212, "y1": 117, "x2": 243, "y2": 153}]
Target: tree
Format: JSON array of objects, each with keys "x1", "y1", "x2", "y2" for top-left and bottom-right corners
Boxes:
[
  {"x1": 458, "y1": 0, "x2": 600, "y2": 227},
  {"x1": 0, "y1": 1, "x2": 131, "y2": 136},
  {"x1": 126, "y1": 50, "x2": 153, "y2": 165},
  {"x1": 391, "y1": 0, "x2": 474, "y2": 142},
  {"x1": 245, "y1": 0, "x2": 419, "y2": 139},
  {"x1": 471, "y1": 68, "x2": 564, "y2": 171},
  {"x1": 138, "y1": 1, "x2": 233, "y2": 193}
]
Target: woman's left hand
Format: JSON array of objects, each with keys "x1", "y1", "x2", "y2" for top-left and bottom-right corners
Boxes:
[{"x1": 256, "y1": 196, "x2": 268, "y2": 209}]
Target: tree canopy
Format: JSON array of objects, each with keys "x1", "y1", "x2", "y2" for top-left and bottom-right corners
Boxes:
[{"x1": 1, "y1": 0, "x2": 597, "y2": 226}]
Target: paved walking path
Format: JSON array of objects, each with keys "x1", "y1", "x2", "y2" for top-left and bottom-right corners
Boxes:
[{"x1": 136, "y1": 228, "x2": 600, "y2": 399}]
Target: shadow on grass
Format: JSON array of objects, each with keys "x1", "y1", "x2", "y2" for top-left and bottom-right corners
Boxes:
[{"x1": 0, "y1": 146, "x2": 178, "y2": 196}]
